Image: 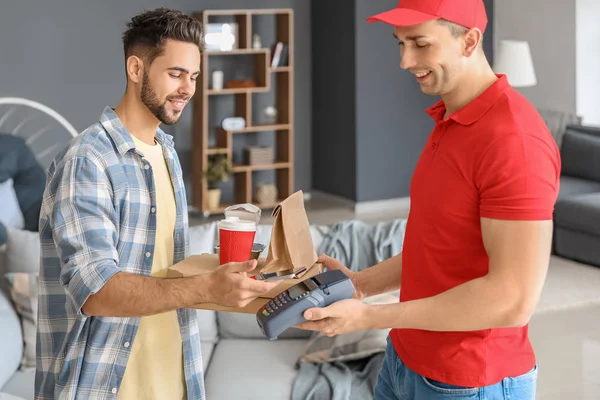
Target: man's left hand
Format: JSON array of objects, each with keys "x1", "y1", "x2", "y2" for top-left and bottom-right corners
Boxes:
[{"x1": 294, "y1": 299, "x2": 371, "y2": 336}]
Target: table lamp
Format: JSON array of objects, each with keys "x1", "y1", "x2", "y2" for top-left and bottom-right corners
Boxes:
[{"x1": 493, "y1": 40, "x2": 537, "y2": 87}]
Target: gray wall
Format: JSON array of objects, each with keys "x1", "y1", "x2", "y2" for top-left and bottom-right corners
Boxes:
[
  {"x1": 494, "y1": 0, "x2": 576, "y2": 114},
  {"x1": 0, "y1": 0, "x2": 312, "y2": 202},
  {"x1": 355, "y1": 1, "x2": 437, "y2": 202},
  {"x1": 313, "y1": 0, "x2": 494, "y2": 203}
]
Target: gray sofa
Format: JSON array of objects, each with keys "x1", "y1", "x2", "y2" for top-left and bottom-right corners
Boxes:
[
  {"x1": 0, "y1": 221, "x2": 335, "y2": 400},
  {"x1": 554, "y1": 124, "x2": 600, "y2": 267}
]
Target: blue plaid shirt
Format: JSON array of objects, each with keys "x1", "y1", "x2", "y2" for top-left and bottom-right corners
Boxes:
[{"x1": 36, "y1": 107, "x2": 205, "y2": 400}]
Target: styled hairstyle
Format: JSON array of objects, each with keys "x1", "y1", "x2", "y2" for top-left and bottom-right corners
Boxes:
[{"x1": 122, "y1": 7, "x2": 204, "y2": 64}]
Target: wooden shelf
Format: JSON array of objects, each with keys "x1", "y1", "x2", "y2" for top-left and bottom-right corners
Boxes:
[
  {"x1": 206, "y1": 148, "x2": 229, "y2": 155},
  {"x1": 207, "y1": 87, "x2": 269, "y2": 95},
  {"x1": 191, "y1": 8, "x2": 294, "y2": 216},
  {"x1": 232, "y1": 162, "x2": 290, "y2": 172},
  {"x1": 206, "y1": 48, "x2": 269, "y2": 56},
  {"x1": 228, "y1": 124, "x2": 290, "y2": 133},
  {"x1": 203, "y1": 8, "x2": 292, "y2": 16}
]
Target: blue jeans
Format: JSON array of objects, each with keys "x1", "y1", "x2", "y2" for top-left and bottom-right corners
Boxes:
[{"x1": 374, "y1": 337, "x2": 537, "y2": 400}]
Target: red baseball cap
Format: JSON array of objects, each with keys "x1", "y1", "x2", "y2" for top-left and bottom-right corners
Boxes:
[{"x1": 367, "y1": 0, "x2": 488, "y2": 33}]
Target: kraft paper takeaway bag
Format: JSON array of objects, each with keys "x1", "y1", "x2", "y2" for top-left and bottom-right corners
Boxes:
[{"x1": 264, "y1": 190, "x2": 318, "y2": 275}]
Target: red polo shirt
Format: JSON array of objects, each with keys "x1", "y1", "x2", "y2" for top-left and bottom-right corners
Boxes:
[{"x1": 390, "y1": 75, "x2": 561, "y2": 387}]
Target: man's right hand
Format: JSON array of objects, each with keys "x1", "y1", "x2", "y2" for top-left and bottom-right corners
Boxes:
[
  {"x1": 317, "y1": 254, "x2": 365, "y2": 300},
  {"x1": 206, "y1": 260, "x2": 283, "y2": 308}
]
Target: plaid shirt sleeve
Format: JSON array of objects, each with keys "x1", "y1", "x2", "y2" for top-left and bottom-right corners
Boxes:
[{"x1": 48, "y1": 154, "x2": 121, "y2": 317}]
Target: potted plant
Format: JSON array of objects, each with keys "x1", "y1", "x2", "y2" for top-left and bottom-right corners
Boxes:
[{"x1": 203, "y1": 154, "x2": 232, "y2": 209}]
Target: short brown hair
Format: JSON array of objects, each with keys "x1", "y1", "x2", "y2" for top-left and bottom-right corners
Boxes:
[
  {"x1": 122, "y1": 8, "x2": 204, "y2": 64},
  {"x1": 437, "y1": 18, "x2": 483, "y2": 48},
  {"x1": 437, "y1": 18, "x2": 469, "y2": 38}
]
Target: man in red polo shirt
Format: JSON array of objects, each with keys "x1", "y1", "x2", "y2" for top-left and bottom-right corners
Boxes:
[{"x1": 296, "y1": 0, "x2": 560, "y2": 398}]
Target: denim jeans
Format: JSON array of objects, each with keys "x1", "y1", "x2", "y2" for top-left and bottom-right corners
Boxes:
[{"x1": 374, "y1": 337, "x2": 537, "y2": 400}]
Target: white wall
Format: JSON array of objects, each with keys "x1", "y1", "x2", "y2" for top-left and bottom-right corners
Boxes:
[
  {"x1": 494, "y1": 0, "x2": 577, "y2": 114},
  {"x1": 576, "y1": 0, "x2": 600, "y2": 125}
]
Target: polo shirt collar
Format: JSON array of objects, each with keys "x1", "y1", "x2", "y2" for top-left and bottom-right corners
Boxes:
[
  {"x1": 426, "y1": 74, "x2": 510, "y2": 125},
  {"x1": 100, "y1": 106, "x2": 175, "y2": 156}
]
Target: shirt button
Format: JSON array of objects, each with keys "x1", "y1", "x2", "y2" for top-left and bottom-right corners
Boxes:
[
  {"x1": 123, "y1": 342, "x2": 130, "y2": 348},
  {"x1": 111, "y1": 388, "x2": 117, "y2": 394},
  {"x1": 144, "y1": 164, "x2": 150, "y2": 170},
  {"x1": 145, "y1": 252, "x2": 151, "y2": 258},
  {"x1": 151, "y1": 207, "x2": 156, "y2": 213}
]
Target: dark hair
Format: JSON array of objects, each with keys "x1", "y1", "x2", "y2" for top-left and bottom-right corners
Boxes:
[{"x1": 122, "y1": 8, "x2": 204, "y2": 64}]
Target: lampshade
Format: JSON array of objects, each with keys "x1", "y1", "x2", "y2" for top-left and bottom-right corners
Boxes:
[{"x1": 493, "y1": 40, "x2": 537, "y2": 87}]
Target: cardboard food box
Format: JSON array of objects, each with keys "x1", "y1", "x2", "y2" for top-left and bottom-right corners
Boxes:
[{"x1": 167, "y1": 190, "x2": 320, "y2": 314}]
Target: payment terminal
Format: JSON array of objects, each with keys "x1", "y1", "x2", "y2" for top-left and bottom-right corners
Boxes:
[{"x1": 256, "y1": 269, "x2": 355, "y2": 340}]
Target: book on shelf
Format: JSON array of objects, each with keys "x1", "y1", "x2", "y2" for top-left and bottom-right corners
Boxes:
[{"x1": 270, "y1": 42, "x2": 289, "y2": 67}]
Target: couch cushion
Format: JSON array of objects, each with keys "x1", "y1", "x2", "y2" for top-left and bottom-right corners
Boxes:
[
  {"x1": 554, "y1": 227, "x2": 600, "y2": 267},
  {"x1": 5, "y1": 229, "x2": 39, "y2": 275},
  {"x1": 537, "y1": 109, "x2": 581, "y2": 149},
  {"x1": 4, "y1": 273, "x2": 38, "y2": 370},
  {"x1": 565, "y1": 124, "x2": 600, "y2": 138},
  {"x1": 559, "y1": 176, "x2": 600, "y2": 199},
  {"x1": 0, "y1": 291, "x2": 23, "y2": 390},
  {"x1": 0, "y1": 179, "x2": 25, "y2": 246},
  {"x1": 0, "y1": 247, "x2": 8, "y2": 298},
  {"x1": 3, "y1": 228, "x2": 41, "y2": 373},
  {"x1": 561, "y1": 129, "x2": 600, "y2": 182},
  {"x1": 188, "y1": 222, "x2": 218, "y2": 255},
  {"x1": 0, "y1": 393, "x2": 28, "y2": 400},
  {"x1": 217, "y1": 311, "x2": 312, "y2": 339},
  {"x1": 555, "y1": 193, "x2": 600, "y2": 237},
  {"x1": 205, "y1": 339, "x2": 307, "y2": 400},
  {"x1": 0, "y1": 368, "x2": 34, "y2": 400},
  {"x1": 200, "y1": 341, "x2": 214, "y2": 372},
  {"x1": 196, "y1": 309, "x2": 218, "y2": 343}
]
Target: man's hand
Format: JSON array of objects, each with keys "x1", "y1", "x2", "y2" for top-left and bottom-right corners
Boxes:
[
  {"x1": 294, "y1": 299, "x2": 371, "y2": 336},
  {"x1": 317, "y1": 254, "x2": 365, "y2": 300},
  {"x1": 206, "y1": 260, "x2": 283, "y2": 308}
]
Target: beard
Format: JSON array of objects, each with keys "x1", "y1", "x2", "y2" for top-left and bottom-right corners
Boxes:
[{"x1": 140, "y1": 72, "x2": 186, "y2": 125}]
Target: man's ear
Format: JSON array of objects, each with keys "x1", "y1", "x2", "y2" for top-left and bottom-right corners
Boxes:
[
  {"x1": 463, "y1": 28, "x2": 483, "y2": 57},
  {"x1": 125, "y1": 55, "x2": 144, "y2": 84}
]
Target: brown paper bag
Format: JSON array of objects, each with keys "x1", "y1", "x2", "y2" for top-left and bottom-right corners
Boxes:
[{"x1": 264, "y1": 190, "x2": 318, "y2": 275}]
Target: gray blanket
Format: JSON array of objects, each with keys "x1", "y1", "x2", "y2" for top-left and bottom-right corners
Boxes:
[
  {"x1": 316, "y1": 219, "x2": 407, "y2": 272},
  {"x1": 292, "y1": 353, "x2": 385, "y2": 400},
  {"x1": 291, "y1": 219, "x2": 407, "y2": 400}
]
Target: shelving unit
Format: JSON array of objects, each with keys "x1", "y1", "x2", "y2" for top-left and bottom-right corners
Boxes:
[{"x1": 191, "y1": 8, "x2": 294, "y2": 216}]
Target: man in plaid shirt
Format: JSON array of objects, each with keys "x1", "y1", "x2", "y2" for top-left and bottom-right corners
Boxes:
[{"x1": 35, "y1": 8, "x2": 280, "y2": 400}]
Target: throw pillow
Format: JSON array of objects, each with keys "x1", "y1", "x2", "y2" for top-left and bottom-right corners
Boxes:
[
  {"x1": 297, "y1": 291, "x2": 399, "y2": 364},
  {"x1": 3, "y1": 228, "x2": 41, "y2": 370},
  {"x1": 537, "y1": 108, "x2": 582, "y2": 149},
  {"x1": 5, "y1": 228, "x2": 40, "y2": 274},
  {"x1": 0, "y1": 179, "x2": 25, "y2": 246},
  {"x1": 5, "y1": 272, "x2": 38, "y2": 370},
  {"x1": 0, "y1": 133, "x2": 46, "y2": 233}
]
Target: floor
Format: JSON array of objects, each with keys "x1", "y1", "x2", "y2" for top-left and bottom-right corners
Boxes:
[{"x1": 192, "y1": 192, "x2": 600, "y2": 399}]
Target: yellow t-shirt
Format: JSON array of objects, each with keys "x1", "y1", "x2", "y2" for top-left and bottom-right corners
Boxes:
[{"x1": 118, "y1": 135, "x2": 186, "y2": 400}]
